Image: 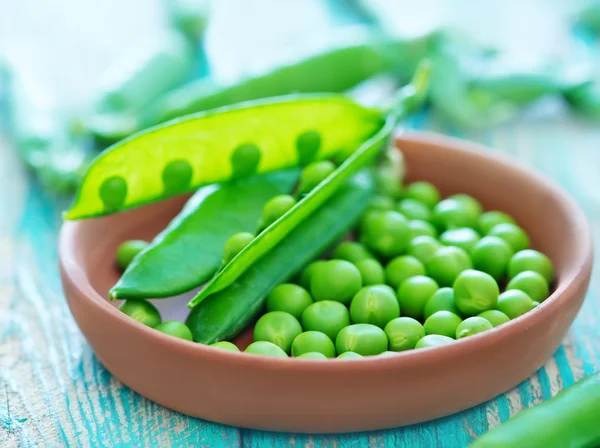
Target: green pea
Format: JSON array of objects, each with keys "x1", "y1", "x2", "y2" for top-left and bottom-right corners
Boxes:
[
  {"x1": 310, "y1": 259, "x2": 362, "y2": 304},
  {"x1": 162, "y1": 159, "x2": 193, "y2": 194},
  {"x1": 337, "y1": 351, "x2": 363, "y2": 359},
  {"x1": 379, "y1": 351, "x2": 398, "y2": 357},
  {"x1": 335, "y1": 324, "x2": 388, "y2": 356},
  {"x1": 478, "y1": 211, "x2": 516, "y2": 235},
  {"x1": 403, "y1": 181, "x2": 441, "y2": 208},
  {"x1": 266, "y1": 283, "x2": 313, "y2": 320},
  {"x1": 439, "y1": 228, "x2": 481, "y2": 253},
  {"x1": 209, "y1": 341, "x2": 240, "y2": 352},
  {"x1": 431, "y1": 198, "x2": 479, "y2": 231},
  {"x1": 359, "y1": 210, "x2": 410, "y2": 257},
  {"x1": 118, "y1": 299, "x2": 161, "y2": 327},
  {"x1": 488, "y1": 223, "x2": 530, "y2": 252},
  {"x1": 396, "y1": 275, "x2": 439, "y2": 320},
  {"x1": 453, "y1": 270, "x2": 499, "y2": 316},
  {"x1": 477, "y1": 310, "x2": 510, "y2": 327},
  {"x1": 396, "y1": 198, "x2": 431, "y2": 221},
  {"x1": 424, "y1": 311, "x2": 462, "y2": 338},
  {"x1": 292, "y1": 331, "x2": 336, "y2": 358},
  {"x1": 296, "y1": 130, "x2": 321, "y2": 165},
  {"x1": 298, "y1": 260, "x2": 325, "y2": 290},
  {"x1": 415, "y1": 334, "x2": 454, "y2": 349},
  {"x1": 154, "y1": 320, "x2": 193, "y2": 341},
  {"x1": 262, "y1": 194, "x2": 297, "y2": 228},
  {"x1": 384, "y1": 317, "x2": 425, "y2": 351},
  {"x1": 253, "y1": 311, "x2": 302, "y2": 354},
  {"x1": 496, "y1": 290, "x2": 534, "y2": 319},
  {"x1": 297, "y1": 352, "x2": 327, "y2": 359},
  {"x1": 426, "y1": 246, "x2": 472, "y2": 287},
  {"x1": 355, "y1": 258, "x2": 386, "y2": 286},
  {"x1": 407, "y1": 235, "x2": 441, "y2": 264},
  {"x1": 531, "y1": 300, "x2": 540, "y2": 309},
  {"x1": 506, "y1": 271, "x2": 549, "y2": 302},
  {"x1": 448, "y1": 194, "x2": 483, "y2": 217},
  {"x1": 298, "y1": 160, "x2": 336, "y2": 194},
  {"x1": 508, "y1": 249, "x2": 554, "y2": 283},
  {"x1": 423, "y1": 287, "x2": 461, "y2": 319},
  {"x1": 301, "y1": 300, "x2": 350, "y2": 341},
  {"x1": 471, "y1": 236, "x2": 514, "y2": 282},
  {"x1": 384, "y1": 255, "x2": 425, "y2": 290},
  {"x1": 367, "y1": 195, "x2": 395, "y2": 212},
  {"x1": 222, "y1": 232, "x2": 254, "y2": 265},
  {"x1": 408, "y1": 219, "x2": 438, "y2": 239},
  {"x1": 231, "y1": 143, "x2": 260, "y2": 178},
  {"x1": 350, "y1": 285, "x2": 400, "y2": 329},
  {"x1": 456, "y1": 316, "x2": 493, "y2": 339},
  {"x1": 332, "y1": 241, "x2": 373, "y2": 264},
  {"x1": 374, "y1": 168, "x2": 403, "y2": 199},
  {"x1": 116, "y1": 239, "x2": 148, "y2": 270},
  {"x1": 245, "y1": 341, "x2": 288, "y2": 357},
  {"x1": 100, "y1": 176, "x2": 127, "y2": 212}
]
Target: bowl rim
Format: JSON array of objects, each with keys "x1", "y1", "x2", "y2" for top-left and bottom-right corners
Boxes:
[{"x1": 59, "y1": 130, "x2": 594, "y2": 373}]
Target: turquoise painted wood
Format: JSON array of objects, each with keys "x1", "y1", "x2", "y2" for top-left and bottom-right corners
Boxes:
[{"x1": 1, "y1": 107, "x2": 599, "y2": 447}]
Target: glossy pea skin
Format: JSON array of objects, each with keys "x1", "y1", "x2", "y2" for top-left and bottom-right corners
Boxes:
[
  {"x1": 335, "y1": 323, "x2": 388, "y2": 356},
  {"x1": 384, "y1": 255, "x2": 425, "y2": 290},
  {"x1": 471, "y1": 236, "x2": 514, "y2": 282},
  {"x1": 261, "y1": 194, "x2": 297, "y2": 228},
  {"x1": 439, "y1": 228, "x2": 481, "y2": 253},
  {"x1": 384, "y1": 317, "x2": 425, "y2": 351},
  {"x1": 222, "y1": 232, "x2": 254, "y2": 265},
  {"x1": 332, "y1": 241, "x2": 373, "y2": 264},
  {"x1": 310, "y1": 259, "x2": 362, "y2": 304},
  {"x1": 301, "y1": 300, "x2": 350, "y2": 341},
  {"x1": 297, "y1": 160, "x2": 336, "y2": 194},
  {"x1": 448, "y1": 194, "x2": 483, "y2": 218},
  {"x1": 456, "y1": 316, "x2": 493, "y2": 339},
  {"x1": 245, "y1": 341, "x2": 288, "y2": 357},
  {"x1": 118, "y1": 299, "x2": 161, "y2": 327},
  {"x1": 453, "y1": 270, "x2": 499, "y2": 316},
  {"x1": 210, "y1": 341, "x2": 240, "y2": 351},
  {"x1": 350, "y1": 285, "x2": 400, "y2": 329},
  {"x1": 292, "y1": 331, "x2": 336, "y2": 358},
  {"x1": 367, "y1": 195, "x2": 395, "y2": 212},
  {"x1": 506, "y1": 270, "x2": 550, "y2": 302},
  {"x1": 488, "y1": 223, "x2": 530, "y2": 252},
  {"x1": 266, "y1": 283, "x2": 313, "y2": 320},
  {"x1": 403, "y1": 181, "x2": 441, "y2": 209},
  {"x1": 407, "y1": 235, "x2": 441, "y2": 265},
  {"x1": 253, "y1": 311, "x2": 302, "y2": 354},
  {"x1": 396, "y1": 198, "x2": 431, "y2": 221},
  {"x1": 408, "y1": 219, "x2": 438, "y2": 239},
  {"x1": 424, "y1": 311, "x2": 463, "y2": 338},
  {"x1": 116, "y1": 240, "x2": 148, "y2": 270},
  {"x1": 298, "y1": 260, "x2": 325, "y2": 290},
  {"x1": 478, "y1": 210, "x2": 516, "y2": 235},
  {"x1": 423, "y1": 287, "x2": 461, "y2": 319},
  {"x1": 508, "y1": 249, "x2": 554, "y2": 283},
  {"x1": 355, "y1": 258, "x2": 386, "y2": 285},
  {"x1": 531, "y1": 300, "x2": 540, "y2": 309},
  {"x1": 478, "y1": 309, "x2": 510, "y2": 327},
  {"x1": 359, "y1": 210, "x2": 410, "y2": 257},
  {"x1": 297, "y1": 352, "x2": 327, "y2": 359},
  {"x1": 396, "y1": 275, "x2": 439, "y2": 320},
  {"x1": 431, "y1": 198, "x2": 479, "y2": 231},
  {"x1": 337, "y1": 351, "x2": 363, "y2": 359},
  {"x1": 496, "y1": 290, "x2": 534, "y2": 319},
  {"x1": 154, "y1": 320, "x2": 193, "y2": 340},
  {"x1": 426, "y1": 246, "x2": 472, "y2": 287},
  {"x1": 415, "y1": 334, "x2": 454, "y2": 349}
]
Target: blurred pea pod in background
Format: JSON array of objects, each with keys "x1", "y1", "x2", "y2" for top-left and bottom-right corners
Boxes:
[{"x1": 166, "y1": 0, "x2": 211, "y2": 40}]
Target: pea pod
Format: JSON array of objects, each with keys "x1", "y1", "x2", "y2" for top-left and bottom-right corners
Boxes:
[
  {"x1": 109, "y1": 169, "x2": 299, "y2": 300},
  {"x1": 564, "y1": 80, "x2": 600, "y2": 119},
  {"x1": 470, "y1": 371, "x2": 600, "y2": 448},
  {"x1": 186, "y1": 170, "x2": 375, "y2": 343},
  {"x1": 577, "y1": 1, "x2": 600, "y2": 37}
]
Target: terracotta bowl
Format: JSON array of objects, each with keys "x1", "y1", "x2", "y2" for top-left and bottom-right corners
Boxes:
[{"x1": 59, "y1": 131, "x2": 593, "y2": 433}]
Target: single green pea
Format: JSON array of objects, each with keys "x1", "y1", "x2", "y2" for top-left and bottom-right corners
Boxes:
[
  {"x1": 496, "y1": 290, "x2": 534, "y2": 319},
  {"x1": 396, "y1": 198, "x2": 431, "y2": 221},
  {"x1": 266, "y1": 283, "x2": 313, "y2": 320},
  {"x1": 245, "y1": 341, "x2": 288, "y2": 357},
  {"x1": 292, "y1": 331, "x2": 336, "y2": 358},
  {"x1": 222, "y1": 232, "x2": 254, "y2": 265},
  {"x1": 431, "y1": 198, "x2": 479, "y2": 231},
  {"x1": 439, "y1": 228, "x2": 481, "y2": 253},
  {"x1": 162, "y1": 159, "x2": 193, "y2": 193},
  {"x1": 506, "y1": 270, "x2": 550, "y2": 302},
  {"x1": 424, "y1": 311, "x2": 462, "y2": 338},
  {"x1": 118, "y1": 299, "x2": 161, "y2": 327},
  {"x1": 456, "y1": 316, "x2": 493, "y2": 339},
  {"x1": 531, "y1": 300, "x2": 540, "y2": 309},
  {"x1": 337, "y1": 351, "x2": 363, "y2": 359},
  {"x1": 508, "y1": 249, "x2": 554, "y2": 283},
  {"x1": 355, "y1": 258, "x2": 386, "y2": 285},
  {"x1": 296, "y1": 130, "x2": 321, "y2": 165},
  {"x1": 408, "y1": 219, "x2": 438, "y2": 239},
  {"x1": 100, "y1": 176, "x2": 127, "y2": 212},
  {"x1": 488, "y1": 223, "x2": 530, "y2": 252},
  {"x1": 374, "y1": 168, "x2": 403, "y2": 199},
  {"x1": 453, "y1": 270, "x2": 499, "y2": 316},
  {"x1": 262, "y1": 194, "x2": 297, "y2": 228},
  {"x1": 471, "y1": 236, "x2": 514, "y2": 282},
  {"x1": 384, "y1": 317, "x2": 425, "y2": 351},
  {"x1": 230, "y1": 143, "x2": 260, "y2": 178},
  {"x1": 396, "y1": 275, "x2": 439, "y2": 320},
  {"x1": 477, "y1": 310, "x2": 510, "y2": 327},
  {"x1": 478, "y1": 211, "x2": 516, "y2": 235},
  {"x1": 332, "y1": 241, "x2": 373, "y2": 264},
  {"x1": 379, "y1": 351, "x2": 398, "y2": 357},
  {"x1": 384, "y1": 255, "x2": 425, "y2": 289},
  {"x1": 298, "y1": 260, "x2": 325, "y2": 290},
  {"x1": 415, "y1": 334, "x2": 454, "y2": 349},
  {"x1": 301, "y1": 300, "x2": 350, "y2": 341},
  {"x1": 404, "y1": 181, "x2": 441, "y2": 208},
  {"x1": 310, "y1": 259, "x2": 362, "y2": 304},
  {"x1": 448, "y1": 194, "x2": 483, "y2": 217},
  {"x1": 350, "y1": 285, "x2": 400, "y2": 329},
  {"x1": 407, "y1": 235, "x2": 441, "y2": 265},
  {"x1": 423, "y1": 287, "x2": 461, "y2": 319},
  {"x1": 154, "y1": 320, "x2": 193, "y2": 341},
  {"x1": 367, "y1": 195, "x2": 395, "y2": 212},
  {"x1": 210, "y1": 341, "x2": 240, "y2": 351},
  {"x1": 298, "y1": 160, "x2": 336, "y2": 194},
  {"x1": 359, "y1": 210, "x2": 410, "y2": 257},
  {"x1": 297, "y1": 352, "x2": 327, "y2": 359},
  {"x1": 335, "y1": 324, "x2": 388, "y2": 356},
  {"x1": 116, "y1": 240, "x2": 148, "y2": 270},
  {"x1": 425, "y1": 246, "x2": 472, "y2": 287},
  {"x1": 253, "y1": 311, "x2": 303, "y2": 354}
]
